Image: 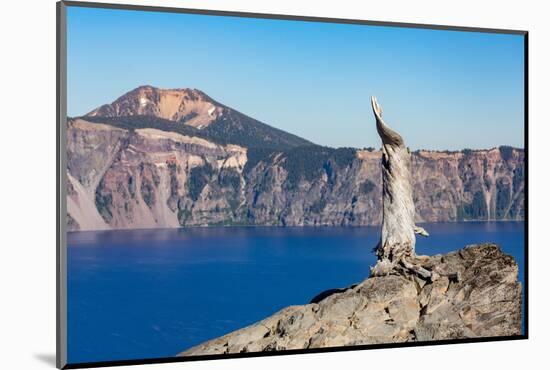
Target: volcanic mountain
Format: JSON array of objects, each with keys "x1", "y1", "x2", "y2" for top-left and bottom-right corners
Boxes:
[
  {"x1": 84, "y1": 85, "x2": 313, "y2": 150},
  {"x1": 87, "y1": 85, "x2": 224, "y2": 128}
]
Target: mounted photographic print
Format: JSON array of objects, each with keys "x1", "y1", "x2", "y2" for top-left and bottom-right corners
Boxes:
[{"x1": 56, "y1": 1, "x2": 528, "y2": 368}]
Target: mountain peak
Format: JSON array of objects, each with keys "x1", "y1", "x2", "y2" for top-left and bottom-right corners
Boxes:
[
  {"x1": 84, "y1": 85, "x2": 314, "y2": 150},
  {"x1": 86, "y1": 85, "x2": 223, "y2": 129}
]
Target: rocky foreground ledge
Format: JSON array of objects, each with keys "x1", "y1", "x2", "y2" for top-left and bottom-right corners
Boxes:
[{"x1": 179, "y1": 244, "x2": 521, "y2": 356}]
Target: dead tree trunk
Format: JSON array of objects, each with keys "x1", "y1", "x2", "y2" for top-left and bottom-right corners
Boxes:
[{"x1": 370, "y1": 97, "x2": 431, "y2": 279}]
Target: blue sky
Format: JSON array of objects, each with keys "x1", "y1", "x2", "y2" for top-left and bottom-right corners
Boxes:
[{"x1": 67, "y1": 6, "x2": 525, "y2": 150}]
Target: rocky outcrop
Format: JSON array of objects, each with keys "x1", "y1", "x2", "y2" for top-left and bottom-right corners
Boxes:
[{"x1": 179, "y1": 244, "x2": 522, "y2": 356}]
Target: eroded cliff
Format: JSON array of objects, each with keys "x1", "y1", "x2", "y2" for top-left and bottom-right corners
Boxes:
[{"x1": 67, "y1": 118, "x2": 524, "y2": 231}]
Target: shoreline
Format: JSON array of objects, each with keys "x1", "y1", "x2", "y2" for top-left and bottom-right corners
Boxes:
[{"x1": 66, "y1": 219, "x2": 525, "y2": 234}]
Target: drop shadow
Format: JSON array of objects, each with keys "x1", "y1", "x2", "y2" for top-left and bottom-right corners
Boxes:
[{"x1": 34, "y1": 353, "x2": 56, "y2": 367}]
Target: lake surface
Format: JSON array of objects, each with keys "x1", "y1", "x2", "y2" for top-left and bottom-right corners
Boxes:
[{"x1": 67, "y1": 222, "x2": 525, "y2": 364}]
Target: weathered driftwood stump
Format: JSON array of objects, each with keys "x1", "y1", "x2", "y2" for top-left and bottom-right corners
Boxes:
[{"x1": 370, "y1": 97, "x2": 432, "y2": 279}]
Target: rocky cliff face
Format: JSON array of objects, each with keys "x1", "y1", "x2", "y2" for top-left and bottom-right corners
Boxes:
[
  {"x1": 242, "y1": 146, "x2": 524, "y2": 227},
  {"x1": 67, "y1": 118, "x2": 247, "y2": 230},
  {"x1": 412, "y1": 148, "x2": 524, "y2": 222},
  {"x1": 179, "y1": 244, "x2": 522, "y2": 355},
  {"x1": 67, "y1": 118, "x2": 524, "y2": 231},
  {"x1": 66, "y1": 87, "x2": 524, "y2": 231}
]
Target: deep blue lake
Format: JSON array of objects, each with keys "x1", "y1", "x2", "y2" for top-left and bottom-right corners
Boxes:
[{"x1": 67, "y1": 222, "x2": 525, "y2": 364}]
